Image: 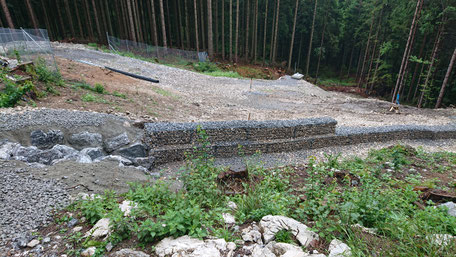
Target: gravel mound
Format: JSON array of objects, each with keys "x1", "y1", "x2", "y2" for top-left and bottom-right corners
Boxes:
[{"x1": 0, "y1": 160, "x2": 69, "y2": 251}]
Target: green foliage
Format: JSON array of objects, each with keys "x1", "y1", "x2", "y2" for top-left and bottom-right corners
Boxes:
[
  {"x1": 81, "y1": 93, "x2": 108, "y2": 103},
  {"x1": 94, "y1": 83, "x2": 106, "y2": 94},
  {"x1": 192, "y1": 62, "x2": 219, "y2": 73},
  {"x1": 34, "y1": 59, "x2": 65, "y2": 87},
  {"x1": 0, "y1": 72, "x2": 35, "y2": 108},
  {"x1": 112, "y1": 91, "x2": 127, "y2": 99},
  {"x1": 275, "y1": 229, "x2": 296, "y2": 245}
]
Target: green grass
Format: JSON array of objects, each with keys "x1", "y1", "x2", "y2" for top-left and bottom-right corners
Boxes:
[
  {"x1": 81, "y1": 93, "x2": 109, "y2": 104},
  {"x1": 319, "y1": 77, "x2": 357, "y2": 87},
  {"x1": 202, "y1": 71, "x2": 243, "y2": 78}
]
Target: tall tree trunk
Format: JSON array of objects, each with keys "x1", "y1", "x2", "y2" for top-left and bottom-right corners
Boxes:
[
  {"x1": 126, "y1": 0, "x2": 137, "y2": 42},
  {"x1": 104, "y1": 0, "x2": 113, "y2": 36},
  {"x1": 297, "y1": 31, "x2": 304, "y2": 69},
  {"x1": 40, "y1": 0, "x2": 52, "y2": 37},
  {"x1": 315, "y1": 19, "x2": 327, "y2": 84},
  {"x1": 369, "y1": 47, "x2": 382, "y2": 92},
  {"x1": 346, "y1": 45, "x2": 355, "y2": 78},
  {"x1": 207, "y1": 0, "x2": 214, "y2": 57},
  {"x1": 166, "y1": 0, "x2": 172, "y2": 47},
  {"x1": 245, "y1": 0, "x2": 250, "y2": 59},
  {"x1": 64, "y1": 0, "x2": 75, "y2": 37},
  {"x1": 357, "y1": 12, "x2": 375, "y2": 88},
  {"x1": 229, "y1": 0, "x2": 233, "y2": 61},
  {"x1": 269, "y1": 0, "x2": 276, "y2": 62},
  {"x1": 194, "y1": 0, "x2": 200, "y2": 52},
  {"x1": 418, "y1": 23, "x2": 444, "y2": 108},
  {"x1": 0, "y1": 0, "x2": 13, "y2": 28},
  {"x1": 176, "y1": 0, "x2": 183, "y2": 48},
  {"x1": 305, "y1": 0, "x2": 317, "y2": 76},
  {"x1": 262, "y1": 0, "x2": 269, "y2": 65},
  {"x1": 287, "y1": 0, "x2": 299, "y2": 71},
  {"x1": 84, "y1": 0, "x2": 94, "y2": 39},
  {"x1": 272, "y1": 0, "x2": 280, "y2": 63},
  {"x1": 74, "y1": 0, "x2": 84, "y2": 37},
  {"x1": 133, "y1": 0, "x2": 143, "y2": 42},
  {"x1": 253, "y1": 0, "x2": 259, "y2": 61},
  {"x1": 407, "y1": 34, "x2": 427, "y2": 101},
  {"x1": 56, "y1": 1, "x2": 66, "y2": 37},
  {"x1": 396, "y1": 0, "x2": 423, "y2": 101},
  {"x1": 222, "y1": 0, "x2": 225, "y2": 59},
  {"x1": 365, "y1": 11, "x2": 382, "y2": 91},
  {"x1": 214, "y1": 0, "x2": 218, "y2": 53},
  {"x1": 235, "y1": 0, "x2": 239, "y2": 62},
  {"x1": 392, "y1": 0, "x2": 423, "y2": 103},
  {"x1": 435, "y1": 47, "x2": 456, "y2": 108},
  {"x1": 159, "y1": 0, "x2": 167, "y2": 47},
  {"x1": 25, "y1": 0, "x2": 38, "y2": 30},
  {"x1": 339, "y1": 44, "x2": 347, "y2": 78},
  {"x1": 184, "y1": 0, "x2": 191, "y2": 49},
  {"x1": 91, "y1": 0, "x2": 102, "y2": 41},
  {"x1": 200, "y1": 0, "x2": 206, "y2": 50},
  {"x1": 149, "y1": 0, "x2": 159, "y2": 46}
]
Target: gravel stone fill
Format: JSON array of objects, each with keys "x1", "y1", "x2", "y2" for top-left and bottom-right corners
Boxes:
[
  {"x1": 0, "y1": 108, "x2": 126, "y2": 131},
  {"x1": 0, "y1": 163, "x2": 69, "y2": 250}
]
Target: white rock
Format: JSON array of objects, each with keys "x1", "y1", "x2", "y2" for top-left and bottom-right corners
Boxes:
[
  {"x1": 227, "y1": 242, "x2": 236, "y2": 251},
  {"x1": 110, "y1": 248, "x2": 150, "y2": 257},
  {"x1": 0, "y1": 142, "x2": 19, "y2": 160},
  {"x1": 282, "y1": 250, "x2": 309, "y2": 257},
  {"x1": 250, "y1": 244, "x2": 276, "y2": 257},
  {"x1": 85, "y1": 218, "x2": 110, "y2": 239},
  {"x1": 350, "y1": 224, "x2": 378, "y2": 235},
  {"x1": 227, "y1": 201, "x2": 238, "y2": 210},
  {"x1": 81, "y1": 246, "x2": 96, "y2": 257},
  {"x1": 438, "y1": 202, "x2": 456, "y2": 217},
  {"x1": 222, "y1": 213, "x2": 236, "y2": 225},
  {"x1": 73, "y1": 226, "x2": 83, "y2": 232},
  {"x1": 426, "y1": 234, "x2": 455, "y2": 247},
  {"x1": 266, "y1": 242, "x2": 305, "y2": 257},
  {"x1": 27, "y1": 239, "x2": 40, "y2": 248},
  {"x1": 260, "y1": 215, "x2": 319, "y2": 247},
  {"x1": 242, "y1": 227, "x2": 263, "y2": 244},
  {"x1": 154, "y1": 236, "x2": 206, "y2": 257},
  {"x1": 328, "y1": 239, "x2": 351, "y2": 257},
  {"x1": 119, "y1": 200, "x2": 137, "y2": 216}
]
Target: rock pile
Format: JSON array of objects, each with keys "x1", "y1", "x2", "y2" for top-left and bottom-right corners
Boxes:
[{"x1": 0, "y1": 129, "x2": 154, "y2": 171}]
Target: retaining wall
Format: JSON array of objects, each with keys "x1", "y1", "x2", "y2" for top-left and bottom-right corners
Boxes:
[{"x1": 144, "y1": 118, "x2": 456, "y2": 165}]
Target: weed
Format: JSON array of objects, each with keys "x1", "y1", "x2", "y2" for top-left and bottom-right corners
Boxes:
[
  {"x1": 112, "y1": 91, "x2": 127, "y2": 99},
  {"x1": 94, "y1": 83, "x2": 106, "y2": 94},
  {"x1": 0, "y1": 72, "x2": 35, "y2": 108},
  {"x1": 81, "y1": 93, "x2": 108, "y2": 104},
  {"x1": 275, "y1": 229, "x2": 296, "y2": 245}
]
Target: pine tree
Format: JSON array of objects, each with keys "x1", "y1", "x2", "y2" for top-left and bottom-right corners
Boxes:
[
  {"x1": 287, "y1": 0, "x2": 299, "y2": 71},
  {"x1": 306, "y1": 0, "x2": 318, "y2": 76},
  {"x1": 435, "y1": 47, "x2": 456, "y2": 108},
  {"x1": 0, "y1": 0, "x2": 14, "y2": 28}
]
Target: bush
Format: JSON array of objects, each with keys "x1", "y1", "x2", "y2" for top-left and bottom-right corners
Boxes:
[
  {"x1": 94, "y1": 83, "x2": 106, "y2": 94},
  {"x1": 192, "y1": 62, "x2": 219, "y2": 73},
  {"x1": 0, "y1": 72, "x2": 35, "y2": 108}
]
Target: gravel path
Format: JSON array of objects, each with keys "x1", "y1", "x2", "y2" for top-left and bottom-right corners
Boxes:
[
  {"x1": 0, "y1": 160, "x2": 69, "y2": 253},
  {"x1": 52, "y1": 43, "x2": 456, "y2": 127}
]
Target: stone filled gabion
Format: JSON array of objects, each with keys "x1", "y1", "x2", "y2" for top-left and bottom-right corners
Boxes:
[{"x1": 0, "y1": 165, "x2": 69, "y2": 248}]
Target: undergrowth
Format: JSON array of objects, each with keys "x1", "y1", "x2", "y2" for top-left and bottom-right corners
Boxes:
[{"x1": 67, "y1": 137, "x2": 456, "y2": 256}]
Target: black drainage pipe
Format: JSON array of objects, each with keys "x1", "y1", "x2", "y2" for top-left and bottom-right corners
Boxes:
[{"x1": 104, "y1": 66, "x2": 159, "y2": 83}]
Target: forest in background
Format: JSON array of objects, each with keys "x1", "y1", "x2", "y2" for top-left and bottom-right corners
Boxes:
[{"x1": 0, "y1": 0, "x2": 455, "y2": 108}]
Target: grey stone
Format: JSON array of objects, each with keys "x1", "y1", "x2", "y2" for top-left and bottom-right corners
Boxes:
[
  {"x1": 80, "y1": 147, "x2": 104, "y2": 160},
  {"x1": 105, "y1": 242, "x2": 113, "y2": 252},
  {"x1": 104, "y1": 132, "x2": 130, "y2": 152},
  {"x1": 133, "y1": 156, "x2": 155, "y2": 170},
  {"x1": 27, "y1": 239, "x2": 40, "y2": 248},
  {"x1": 0, "y1": 142, "x2": 20, "y2": 160},
  {"x1": 42, "y1": 237, "x2": 51, "y2": 244},
  {"x1": 328, "y1": 239, "x2": 351, "y2": 257},
  {"x1": 30, "y1": 130, "x2": 64, "y2": 150},
  {"x1": 67, "y1": 218, "x2": 79, "y2": 228},
  {"x1": 68, "y1": 132, "x2": 103, "y2": 149},
  {"x1": 116, "y1": 143, "x2": 147, "y2": 159},
  {"x1": 26, "y1": 147, "x2": 64, "y2": 165},
  {"x1": 438, "y1": 202, "x2": 456, "y2": 217}
]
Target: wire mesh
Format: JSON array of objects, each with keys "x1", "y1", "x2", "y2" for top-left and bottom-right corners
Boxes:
[
  {"x1": 0, "y1": 27, "x2": 58, "y2": 72},
  {"x1": 107, "y1": 34, "x2": 207, "y2": 64}
]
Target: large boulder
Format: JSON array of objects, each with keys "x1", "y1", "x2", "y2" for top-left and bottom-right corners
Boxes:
[
  {"x1": 116, "y1": 143, "x2": 148, "y2": 159},
  {"x1": 104, "y1": 132, "x2": 130, "y2": 153},
  {"x1": 155, "y1": 236, "x2": 228, "y2": 257},
  {"x1": 110, "y1": 249, "x2": 150, "y2": 257},
  {"x1": 30, "y1": 130, "x2": 64, "y2": 149},
  {"x1": 69, "y1": 132, "x2": 103, "y2": 149},
  {"x1": 0, "y1": 142, "x2": 20, "y2": 160},
  {"x1": 133, "y1": 156, "x2": 155, "y2": 170},
  {"x1": 259, "y1": 215, "x2": 319, "y2": 247},
  {"x1": 26, "y1": 147, "x2": 64, "y2": 165},
  {"x1": 80, "y1": 147, "x2": 104, "y2": 161}
]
